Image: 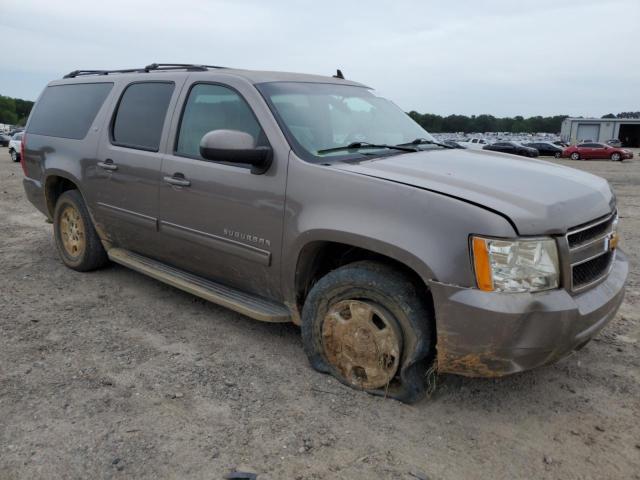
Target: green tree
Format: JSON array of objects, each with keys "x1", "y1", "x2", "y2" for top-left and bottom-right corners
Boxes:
[{"x1": 0, "y1": 95, "x2": 34, "y2": 126}]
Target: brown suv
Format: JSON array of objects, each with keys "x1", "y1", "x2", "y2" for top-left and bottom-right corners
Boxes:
[{"x1": 21, "y1": 63, "x2": 628, "y2": 403}]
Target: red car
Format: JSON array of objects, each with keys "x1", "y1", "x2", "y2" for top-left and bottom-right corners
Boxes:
[{"x1": 562, "y1": 142, "x2": 634, "y2": 161}]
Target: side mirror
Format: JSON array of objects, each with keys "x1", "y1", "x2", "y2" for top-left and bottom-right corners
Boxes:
[{"x1": 199, "y1": 129, "x2": 272, "y2": 175}]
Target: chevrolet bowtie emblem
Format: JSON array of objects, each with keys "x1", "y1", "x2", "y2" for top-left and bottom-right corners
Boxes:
[{"x1": 609, "y1": 232, "x2": 619, "y2": 251}]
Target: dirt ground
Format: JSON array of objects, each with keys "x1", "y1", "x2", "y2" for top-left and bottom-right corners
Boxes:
[{"x1": 1, "y1": 148, "x2": 639, "y2": 480}]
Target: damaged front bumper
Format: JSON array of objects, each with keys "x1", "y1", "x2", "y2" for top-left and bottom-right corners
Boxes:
[{"x1": 428, "y1": 250, "x2": 628, "y2": 377}]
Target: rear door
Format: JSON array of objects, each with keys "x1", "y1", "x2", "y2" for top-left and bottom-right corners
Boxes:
[
  {"x1": 88, "y1": 78, "x2": 185, "y2": 257},
  {"x1": 579, "y1": 142, "x2": 595, "y2": 159}
]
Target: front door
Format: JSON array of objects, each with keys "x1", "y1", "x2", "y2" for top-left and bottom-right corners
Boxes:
[
  {"x1": 88, "y1": 79, "x2": 182, "y2": 257},
  {"x1": 156, "y1": 81, "x2": 287, "y2": 300}
]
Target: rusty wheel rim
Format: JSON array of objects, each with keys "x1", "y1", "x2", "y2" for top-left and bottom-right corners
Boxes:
[
  {"x1": 59, "y1": 204, "x2": 86, "y2": 259},
  {"x1": 322, "y1": 300, "x2": 402, "y2": 390}
]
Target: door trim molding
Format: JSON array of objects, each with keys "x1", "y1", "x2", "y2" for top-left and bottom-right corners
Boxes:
[
  {"x1": 159, "y1": 220, "x2": 272, "y2": 266},
  {"x1": 96, "y1": 202, "x2": 157, "y2": 228}
]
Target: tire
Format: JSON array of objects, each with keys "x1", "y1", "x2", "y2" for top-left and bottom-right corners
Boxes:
[
  {"x1": 610, "y1": 152, "x2": 621, "y2": 162},
  {"x1": 554, "y1": 152, "x2": 561, "y2": 158},
  {"x1": 570, "y1": 152, "x2": 580, "y2": 160},
  {"x1": 301, "y1": 260, "x2": 435, "y2": 403},
  {"x1": 10, "y1": 149, "x2": 18, "y2": 162},
  {"x1": 53, "y1": 189, "x2": 108, "y2": 271}
]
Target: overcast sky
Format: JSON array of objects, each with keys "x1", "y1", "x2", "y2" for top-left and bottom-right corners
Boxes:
[{"x1": 1, "y1": 0, "x2": 638, "y2": 117}]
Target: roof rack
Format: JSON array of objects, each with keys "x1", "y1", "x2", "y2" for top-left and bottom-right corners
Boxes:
[{"x1": 63, "y1": 63, "x2": 226, "y2": 79}]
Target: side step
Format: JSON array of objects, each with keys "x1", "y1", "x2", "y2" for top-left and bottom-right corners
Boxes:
[{"x1": 107, "y1": 248, "x2": 291, "y2": 323}]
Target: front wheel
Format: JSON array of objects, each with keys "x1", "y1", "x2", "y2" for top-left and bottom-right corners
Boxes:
[
  {"x1": 610, "y1": 152, "x2": 622, "y2": 161},
  {"x1": 570, "y1": 152, "x2": 580, "y2": 160},
  {"x1": 301, "y1": 261, "x2": 435, "y2": 403},
  {"x1": 10, "y1": 149, "x2": 18, "y2": 162},
  {"x1": 53, "y1": 190, "x2": 109, "y2": 271}
]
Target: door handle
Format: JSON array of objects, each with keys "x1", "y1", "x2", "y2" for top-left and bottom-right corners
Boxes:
[
  {"x1": 163, "y1": 174, "x2": 191, "y2": 187},
  {"x1": 97, "y1": 159, "x2": 118, "y2": 171}
]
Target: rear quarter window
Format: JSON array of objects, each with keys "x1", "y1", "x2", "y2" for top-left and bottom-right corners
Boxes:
[{"x1": 27, "y1": 83, "x2": 113, "y2": 139}]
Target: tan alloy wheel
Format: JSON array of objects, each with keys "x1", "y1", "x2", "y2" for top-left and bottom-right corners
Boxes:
[
  {"x1": 59, "y1": 204, "x2": 86, "y2": 258},
  {"x1": 322, "y1": 300, "x2": 402, "y2": 390}
]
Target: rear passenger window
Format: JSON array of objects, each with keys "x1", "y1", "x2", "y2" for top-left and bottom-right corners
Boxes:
[
  {"x1": 176, "y1": 83, "x2": 265, "y2": 158},
  {"x1": 28, "y1": 83, "x2": 113, "y2": 139},
  {"x1": 112, "y1": 82, "x2": 174, "y2": 151}
]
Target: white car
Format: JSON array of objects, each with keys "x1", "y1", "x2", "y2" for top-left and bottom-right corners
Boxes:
[
  {"x1": 8, "y1": 132, "x2": 23, "y2": 162},
  {"x1": 458, "y1": 138, "x2": 490, "y2": 150}
]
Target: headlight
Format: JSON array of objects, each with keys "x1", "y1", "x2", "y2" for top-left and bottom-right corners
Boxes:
[{"x1": 471, "y1": 236, "x2": 559, "y2": 293}]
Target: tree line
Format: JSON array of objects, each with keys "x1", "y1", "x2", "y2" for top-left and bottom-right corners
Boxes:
[
  {"x1": 408, "y1": 110, "x2": 640, "y2": 134},
  {"x1": 407, "y1": 112, "x2": 570, "y2": 134},
  {"x1": 0, "y1": 95, "x2": 35, "y2": 126}
]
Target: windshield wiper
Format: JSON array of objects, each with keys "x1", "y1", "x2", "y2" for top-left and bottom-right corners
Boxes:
[
  {"x1": 397, "y1": 138, "x2": 454, "y2": 149},
  {"x1": 317, "y1": 141, "x2": 418, "y2": 155}
]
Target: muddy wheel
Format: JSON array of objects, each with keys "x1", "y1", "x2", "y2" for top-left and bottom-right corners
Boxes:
[
  {"x1": 53, "y1": 189, "x2": 108, "y2": 271},
  {"x1": 301, "y1": 261, "x2": 435, "y2": 403}
]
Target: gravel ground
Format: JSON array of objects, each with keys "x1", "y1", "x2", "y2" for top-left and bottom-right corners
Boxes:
[{"x1": 1, "y1": 148, "x2": 639, "y2": 480}]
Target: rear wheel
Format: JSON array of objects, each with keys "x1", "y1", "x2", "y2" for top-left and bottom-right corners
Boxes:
[
  {"x1": 554, "y1": 152, "x2": 561, "y2": 158},
  {"x1": 10, "y1": 149, "x2": 18, "y2": 162},
  {"x1": 53, "y1": 190, "x2": 108, "y2": 271},
  {"x1": 570, "y1": 152, "x2": 580, "y2": 160},
  {"x1": 610, "y1": 152, "x2": 621, "y2": 161},
  {"x1": 301, "y1": 261, "x2": 435, "y2": 403}
]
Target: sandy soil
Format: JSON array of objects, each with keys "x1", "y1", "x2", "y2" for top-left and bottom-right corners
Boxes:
[{"x1": 1, "y1": 149, "x2": 639, "y2": 480}]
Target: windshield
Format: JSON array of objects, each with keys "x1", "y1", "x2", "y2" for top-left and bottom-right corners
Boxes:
[{"x1": 256, "y1": 82, "x2": 435, "y2": 162}]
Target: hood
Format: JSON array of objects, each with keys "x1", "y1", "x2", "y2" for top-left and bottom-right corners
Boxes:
[{"x1": 333, "y1": 148, "x2": 614, "y2": 235}]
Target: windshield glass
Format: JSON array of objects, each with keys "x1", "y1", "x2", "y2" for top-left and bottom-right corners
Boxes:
[{"x1": 256, "y1": 82, "x2": 435, "y2": 162}]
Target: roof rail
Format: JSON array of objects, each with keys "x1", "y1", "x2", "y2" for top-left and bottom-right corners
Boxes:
[{"x1": 63, "y1": 63, "x2": 226, "y2": 79}]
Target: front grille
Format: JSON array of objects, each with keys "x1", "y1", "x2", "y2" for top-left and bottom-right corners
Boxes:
[
  {"x1": 566, "y1": 212, "x2": 616, "y2": 292},
  {"x1": 567, "y1": 215, "x2": 615, "y2": 248},
  {"x1": 572, "y1": 251, "x2": 613, "y2": 289}
]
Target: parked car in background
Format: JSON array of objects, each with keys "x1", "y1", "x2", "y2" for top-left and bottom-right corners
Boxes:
[
  {"x1": 606, "y1": 139, "x2": 623, "y2": 148},
  {"x1": 0, "y1": 133, "x2": 10, "y2": 147},
  {"x1": 8, "y1": 132, "x2": 23, "y2": 162},
  {"x1": 458, "y1": 138, "x2": 489, "y2": 149},
  {"x1": 524, "y1": 141, "x2": 563, "y2": 158},
  {"x1": 7, "y1": 128, "x2": 24, "y2": 137},
  {"x1": 483, "y1": 141, "x2": 539, "y2": 157},
  {"x1": 442, "y1": 140, "x2": 466, "y2": 149},
  {"x1": 563, "y1": 142, "x2": 633, "y2": 161}
]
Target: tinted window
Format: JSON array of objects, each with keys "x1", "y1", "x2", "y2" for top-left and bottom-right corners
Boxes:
[
  {"x1": 176, "y1": 83, "x2": 264, "y2": 158},
  {"x1": 14, "y1": 133, "x2": 23, "y2": 140},
  {"x1": 581, "y1": 143, "x2": 597, "y2": 147},
  {"x1": 112, "y1": 82, "x2": 174, "y2": 151},
  {"x1": 28, "y1": 83, "x2": 113, "y2": 139}
]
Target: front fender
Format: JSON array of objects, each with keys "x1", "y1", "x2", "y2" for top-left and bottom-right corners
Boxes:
[{"x1": 281, "y1": 154, "x2": 517, "y2": 306}]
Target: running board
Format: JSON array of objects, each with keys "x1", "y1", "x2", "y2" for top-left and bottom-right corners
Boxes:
[{"x1": 107, "y1": 248, "x2": 291, "y2": 323}]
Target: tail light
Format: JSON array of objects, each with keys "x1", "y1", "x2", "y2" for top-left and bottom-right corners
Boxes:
[{"x1": 20, "y1": 133, "x2": 27, "y2": 176}]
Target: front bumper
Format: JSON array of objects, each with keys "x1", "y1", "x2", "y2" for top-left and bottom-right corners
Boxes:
[{"x1": 428, "y1": 250, "x2": 628, "y2": 377}]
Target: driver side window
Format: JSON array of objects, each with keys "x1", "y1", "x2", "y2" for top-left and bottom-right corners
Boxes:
[{"x1": 176, "y1": 83, "x2": 265, "y2": 159}]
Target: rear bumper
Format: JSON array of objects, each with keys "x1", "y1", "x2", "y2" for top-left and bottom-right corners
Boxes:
[
  {"x1": 23, "y1": 177, "x2": 49, "y2": 218},
  {"x1": 428, "y1": 250, "x2": 628, "y2": 377}
]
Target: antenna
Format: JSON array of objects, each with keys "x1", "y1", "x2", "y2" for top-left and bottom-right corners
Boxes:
[{"x1": 333, "y1": 69, "x2": 344, "y2": 79}]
